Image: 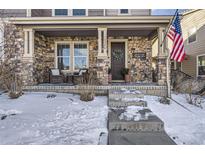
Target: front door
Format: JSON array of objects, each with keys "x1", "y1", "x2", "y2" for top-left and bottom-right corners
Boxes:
[{"x1": 111, "y1": 42, "x2": 125, "y2": 81}]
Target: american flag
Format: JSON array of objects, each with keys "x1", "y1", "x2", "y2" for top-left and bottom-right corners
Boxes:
[{"x1": 167, "y1": 12, "x2": 186, "y2": 62}]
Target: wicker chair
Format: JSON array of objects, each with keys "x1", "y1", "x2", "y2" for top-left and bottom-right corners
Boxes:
[{"x1": 49, "y1": 68, "x2": 64, "y2": 84}]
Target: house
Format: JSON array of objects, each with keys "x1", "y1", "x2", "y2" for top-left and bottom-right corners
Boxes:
[
  {"x1": 0, "y1": 9, "x2": 172, "y2": 96},
  {"x1": 174, "y1": 9, "x2": 205, "y2": 78}
]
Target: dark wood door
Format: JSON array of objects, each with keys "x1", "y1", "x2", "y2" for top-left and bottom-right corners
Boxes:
[{"x1": 111, "y1": 42, "x2": 125, "y2": 80}]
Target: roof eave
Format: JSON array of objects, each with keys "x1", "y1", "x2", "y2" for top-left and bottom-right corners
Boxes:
[{"x1": 9, "y1": 16, "x2": 172, "y2": 25}]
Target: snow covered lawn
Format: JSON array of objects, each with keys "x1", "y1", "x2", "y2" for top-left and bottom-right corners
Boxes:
[
  {"x1": 0, "y1": 92, "x2": 108, "y2": 145},
  {"x1": 144, "y1": 93, "x2": 205, "y2": 145}
]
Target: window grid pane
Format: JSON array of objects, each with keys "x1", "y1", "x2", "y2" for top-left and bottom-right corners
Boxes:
[
  {"x1": 198, "y1": 56, "x2": 205, "y2": 76},
  {"x1": 73, "y1": 9, "x2": 86, "y2": 16},
  {"x1": 55, "y1": 9, "x2": 68, "y2": 16},
  {"x1": 57, "y1": 44, "x2": 70, "y2": 70},
  {"x1": 74, "y1": 43, "x2": 88, "y2": 70},
  {"x1": 120, "y1": 9, "x2": 129, "y2": 14}
]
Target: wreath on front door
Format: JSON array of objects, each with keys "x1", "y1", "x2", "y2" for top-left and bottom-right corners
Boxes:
[{"x1": 112, "y1": 49, "x2": 123, "y2": 61}]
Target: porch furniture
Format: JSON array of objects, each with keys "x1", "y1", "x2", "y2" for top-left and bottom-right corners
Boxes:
[
  {"x1": 66, "y1": 68, "x2": 88, "y2": 84},
  {"x1": 49, "y1": 68, "x2": 64, "y2": 84}
]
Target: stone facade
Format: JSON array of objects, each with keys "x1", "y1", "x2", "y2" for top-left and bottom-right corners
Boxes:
[
  {"x1": 108, "y1": 36, "x2": 153, "y2": 83},
  {"x1": 127, "y1": 36, "x2": 152, "y2": 83},
  {"x1": 8, "y1": 28, "x2": 167, "y2": 86},
  {"x1": 34, "y1": 33, "x2": 99, "y2": 84},
  {"x1": 3, "y1": 24, "x2": 24, "y2": 82}
]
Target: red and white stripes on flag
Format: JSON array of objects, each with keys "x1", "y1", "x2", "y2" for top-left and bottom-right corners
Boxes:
[{"x1": 167, "y1": 12, "x2": 186, "y2": 62}]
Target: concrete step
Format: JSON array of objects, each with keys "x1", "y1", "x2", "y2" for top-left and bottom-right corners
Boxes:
[
  {"x1": 108, "y1": 109, "x2": 164, "y2": 132},
  {"x1": 109, "y1": 100, "x2": 147, "y2": 107},
  {"x1": 109, "y1": 93, "x2": 144, "y2": 100},
  {"x1": 108, "y1": 131, "x2": 176, "y2": 145}
]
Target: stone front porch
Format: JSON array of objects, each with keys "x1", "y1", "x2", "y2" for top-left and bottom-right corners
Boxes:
[
  {"x1": 8, "y1": 16, "x2": 171, "y2": 94},
  {"x1": 23, "y1": 83, "x2": 168, "y2": 97},
  {"x1": 21, "y1": 27, "x2": 168, "y2": 86}
]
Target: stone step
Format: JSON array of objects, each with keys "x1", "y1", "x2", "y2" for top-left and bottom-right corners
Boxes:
[
  {"x1": 108, "y1": 109, "x2": 164, "y2": 132},
  {"x1": 108, "y1": 131, "x2": 176, "y2": 145},
  {"x1": 109, "y1": 93, "x2": 144, "y2": 100},
  {"x1": 109, "y1": 100, "x2": 147, "y2": 107}
]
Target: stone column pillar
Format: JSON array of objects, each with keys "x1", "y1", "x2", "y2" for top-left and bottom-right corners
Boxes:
[
  {"x1": 157, "y1": 27, "x2": 168, "y2": 86},
  {"x1": 22, "y1": 29, "x2": 36, "y2": 86},
  {"x1": 96, "y1": 27, "x2": 109, "y2": 85}
]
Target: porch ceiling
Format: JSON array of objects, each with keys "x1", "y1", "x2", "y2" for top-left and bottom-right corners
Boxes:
[{"x1": 36, "y1": 27, "x2": 157, "y2": 37}]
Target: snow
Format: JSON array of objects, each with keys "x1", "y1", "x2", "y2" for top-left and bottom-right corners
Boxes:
[
  {"x1": 119, "y1": 106, "x2": 152, "y2": 121},
  {"x1": 0, "y1": 92, "x2": 108, "y2": 145},
  {"x1": 0, "y1": 109, "x2": 22, "y2": 115},
  {"x1": 144, "y1": 93, "x2": 205, "y2": 145}
]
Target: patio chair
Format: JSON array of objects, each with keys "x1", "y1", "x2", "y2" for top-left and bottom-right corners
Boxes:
[{"x1": 49, "y1": 68, "x2": 64, "y2": 84}]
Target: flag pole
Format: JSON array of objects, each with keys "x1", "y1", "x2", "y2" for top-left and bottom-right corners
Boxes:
[
  {"x1": 164, "y1": 9, "x2": 178, "y2": 98},
  {"x1": 160, "y1": 9, "x2": 178, "y2": 47}
]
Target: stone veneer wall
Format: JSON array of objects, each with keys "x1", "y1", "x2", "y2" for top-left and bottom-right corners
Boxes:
[
  {"x1": 34, "y1": 33, "x2": 98, "y2": 83},
  {"x1": 108, "y1": 36, "x2": 153, "y2": 83},
  {"x1": 3, "y1": 24, "x2": 25, "y2": 83},
  {"x1": 20, "y1": 33, "x2": 166, "y2": 85}
]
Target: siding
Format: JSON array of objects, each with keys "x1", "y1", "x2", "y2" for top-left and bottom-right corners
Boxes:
[
  {"x1": 181, "y1": 9, "x2": 205, "y2": 77},
  {"x1": 105, "y1": 9, "x2": 119, "y2": 16},
  {"x1": 31, "y1": 9, "x2": 52, "y2": 17},
  {"x1": 88, "y1": 9, "x2": 104, "y2": 16},
  {"x1": 0, "y1": 9, "x2": 27, "y2": 17},
  {"x1": 130, "y1": 9, "x2": 150, "y2": 15},
  {"x1": 0, "y1": 9, "x2": 150, "y2": 17}
]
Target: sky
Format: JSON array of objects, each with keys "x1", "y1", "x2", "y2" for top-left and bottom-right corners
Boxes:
[{"x1": 151, "y1": 9, "x2": 188, "y2": 15}]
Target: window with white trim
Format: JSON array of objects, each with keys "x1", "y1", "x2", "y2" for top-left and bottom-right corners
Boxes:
[
  {"x1": 57, "y1": 44, "x2": 70, "y2": 70},
  {"x1": 119, "y1": 9, "x2": 129, "y2": 14},
  {"x1": 54, "y1": 9, "x2": 68, "y2": 16},
  {"x1": 56, "y1": 42, "x2": 88, "y2": 71},
  {"x1": 198, "y1": 55, "x2": 205, "y2": 76},
  {"x1": 74, "y1": 43, "x2": 88, "y2": 70},
  {"x1": 72, "y1": 9, "x2": 86, "y2": 16},
  {"x1": 188, "y1": 27, "x2": 196, "y2": 43}
]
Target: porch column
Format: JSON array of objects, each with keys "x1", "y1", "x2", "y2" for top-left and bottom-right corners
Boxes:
[
  {"x1": 157, "y1": 27, "x2": 168, "y2": 86},
  {"x1": 22, "y1": 28, "x2": 36, "y2": 85},
  {"x1": 23, "y1": 28, "x2": 34, "y2": 58},
  {"x1": 97, "y1": 27, "x2": 108, "y2": 59}
]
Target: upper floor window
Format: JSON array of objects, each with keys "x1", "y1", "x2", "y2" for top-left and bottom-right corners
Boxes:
[
  {"x1": 188, "y1": 27, "x2": 197, "y2": 44},
  {"x1": 119, "y1": 9, "x2": 129, "y2": 14},
  {"x1": 54, "y1": 9, "x2": 68, "y2": 16},
  {"x1": 73, "y1": 9, "x2": 86, "y2": 16},
  {"x1": 198, "y1": 55, "x2": 205, "y2": 76}
]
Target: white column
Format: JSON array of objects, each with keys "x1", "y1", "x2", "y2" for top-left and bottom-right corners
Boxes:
[
  {"x1": 98, "y1": 29, "x2": 102, "y2": 55},
  {"x1": 103, "y1": 28, "x2": 108, "y2": 54},
  {"x1": 158, "y1": 27, "x2": 166, "y2": 56},
  {"x1": 23, "y1": 29, "x2": 34, "y2": 59},
  {"x1": 97, "y1": 27, "x2": 108, "y2": 59},
  {"x1": 26, "y1": 9, "x2": 31, "y2": 17}
]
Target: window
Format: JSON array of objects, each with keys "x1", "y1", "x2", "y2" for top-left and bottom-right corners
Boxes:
[
  {"x1": 120, "y1": 9, "x2": 129, "y2": 14},
  {"x1": 188, "y1": 27, "x2": 196, "y2": 43},
  {"x1": 73, "y1": 9, "x2": 86, "y2": 16},
  {"x1": 74, "y1": 43, "x2": 88, "y2": 70},
  {"x1": 57, "y1": 44, "x2": 70, "y2": 70},
  {"x1": 56, "y1": 42, "x2": 88, "y2": 71},
  {"x1": 54, "y1": 9, "x2": 68, "y2": 16},
  {"x1": 198, "y1": 55, "x2": 205, "y2": 76}
]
